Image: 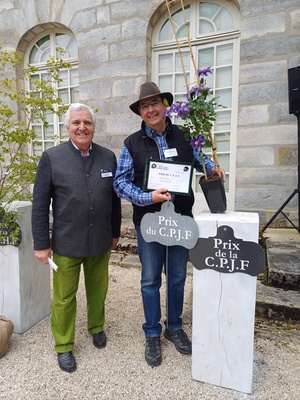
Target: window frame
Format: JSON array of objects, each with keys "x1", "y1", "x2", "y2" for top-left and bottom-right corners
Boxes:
[
  {"x1": 23, "y1": 29, "x2": 79, "y2": 156},
  {"x1": 151, "y1": 0, "x2": 240, "y2": 213}
]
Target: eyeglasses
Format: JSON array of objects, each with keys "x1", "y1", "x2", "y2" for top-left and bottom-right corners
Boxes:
[{"x1": 139, "y1": 99, "x2": 162, "y2": 111}]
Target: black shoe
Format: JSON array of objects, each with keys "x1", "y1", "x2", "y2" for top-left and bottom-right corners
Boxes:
[
  {"x1": 57, "y1": 351, "x2": 76, "y2": 373},
  {"x1": 145, "y1": 336, "x2": 162, "y2": 367},
  {"x1": 93, "y1": 331, "x2": 107, "y2": 349},
  {"x1": 164, "y1": 328, "x2": 192, "y2": 355}
]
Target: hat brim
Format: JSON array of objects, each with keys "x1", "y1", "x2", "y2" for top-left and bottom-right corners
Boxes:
[{"x1": 129, "y1": 92, "x2": 174, "y2": 115}]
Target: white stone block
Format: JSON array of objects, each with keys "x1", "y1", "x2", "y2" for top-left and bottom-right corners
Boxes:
[
  {"x1": 192, "y1": 211, "x2": 260, "y2": 394},
  {"x1": 0, "y1": 202, "x2": 51, "y2": 334}
]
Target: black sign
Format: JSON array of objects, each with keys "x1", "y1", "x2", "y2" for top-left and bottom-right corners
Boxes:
[{"x1": 189, "y1": 225, "x2": 265, "y2": 276}]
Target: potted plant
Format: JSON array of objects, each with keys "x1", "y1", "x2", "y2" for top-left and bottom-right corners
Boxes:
[{"x1": 163, "y1": 1, "x2": 226, "y2": 213}]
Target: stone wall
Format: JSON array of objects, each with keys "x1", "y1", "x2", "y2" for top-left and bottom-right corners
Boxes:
[{"x1": 0, "y1": 0, "x2": 299, "y2": 226}]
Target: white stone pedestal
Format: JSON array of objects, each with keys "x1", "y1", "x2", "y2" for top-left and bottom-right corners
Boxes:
[
  {"x1": 192, "y1": 211, "x2": 260, "y2": 394},
  {"x1": 0, "y1": 202, "x2": 51, "y2": 334}
]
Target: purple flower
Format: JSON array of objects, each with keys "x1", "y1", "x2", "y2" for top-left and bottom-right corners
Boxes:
[
  {"x1": 164, "y1": 101, "x2": 191, "y2": 118},
  {"x1": 189, "y1": 134, "x2": 205, "y2": 149},
  {"x1": 197, "y1": 67, "x2": 213, "y2": 77}
]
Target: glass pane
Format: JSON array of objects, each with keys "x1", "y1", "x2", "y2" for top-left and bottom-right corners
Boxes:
[
  {"x1": 205, "y1": 73, "x2": 213, "y2": 88},
  {"x1": 71, "y1": 87, "x2": 80, "y2": 103},
  {"x1": 33, "y1": 125, "x2": 42, "y2": 139},
  {"x1": 159, "y1": 19, "x2": 173, "y2": 41},
  {"x1": 58, "y1": 88, "x2": 69, "y2": 103},
  {"x1": 198, "y1": 48, "x2": 214, "y2": 68},
  {"x1": 172, "y1": 8, "x2": 186, "y2": 26},
  {"x1": 30, "y1": 74, "x2": 40, "y2": 90},
  {"x1": 175, "y1": 74, "x2": 187, "y2": 93},
  {"x1": 216, "y1": 44, "x2": 233, "y2": 66},
  {"x1": 59, "y1": 124, "x2": 68, "y2": 139},
  {"x1": 216, "y1": 67, "x2": 232, "y2": 87},
  {"x1": 58, "y1": 70, "x2": 69, "y2": 87},
  {"x1": 177, "y1": 23, "x2": 189, "y2": 39},
  {"x1": 37, "y1": 35, "x2": 50, "y2": 51},
  {"x1": 218, "y1": 153, "x2": 229, "y2": 171},
  {"x1": 40, "y1": 48, "x2": 51, "y2": 63},
  {"x1": 215, "y1": 111, "x2": 231, "y2": 131},
  {"x1": 45, "y1": 142, "x2": 55, "y2": 150},
  {"x1": 215, "y1": 8, "x2": 234, "y2": 30},
  {"x1": 159, "y1": 54, "x2": 173, "y2": 73},
  {"x1": 159, "y1": 7, "x2": 190, "y2": 42},
  {"x1": 216, "y1": 89, "x2": 231, "y2": 108},
  {"x1": 45, "y1": 111, "x2": 53, "y2": 124},
  {"x1": 175, "y1": 51, "x2": 190, "y2": 72},
  {"x1": 214, "y1": 132, "x2": 230, "y2": 152},
  {"x1": 70, "y1": 68, "x2": 79, "y2": 85},
  {"x1": 59, "y1": 112, "x2": 66, "y2": 123},
  {"x1": 199, "y1": 3, "x2": 220, "y2": 19},
  {"x1": 55, "y1": 33, "x2": 69, "y2": 48},
  {"x1": 223, "y1": 176, "x2": 229, "y2": 191},
  {"x1": 199, "y1": 20, "x2": 214, "y2": 34},
  {"x1": 29, "y1": 46, "x2": 40, "y2": 64},
  {"x1": 45, "y1": 125, "x2": 54, "y2": 139},
  {"x1": 33, "y1": 143, "x2": 43, "y2": 157},
  {"x1": 158, "y1": 75, "x2": 173, "y2": 93}
]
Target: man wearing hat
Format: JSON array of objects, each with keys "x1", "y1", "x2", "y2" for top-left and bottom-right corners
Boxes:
[{"x1": 113, "y1": 82, "x2": 223, "y2": 367}]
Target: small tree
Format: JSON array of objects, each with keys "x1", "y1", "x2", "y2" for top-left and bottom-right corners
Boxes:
[{"x1": 0, "y1": 46, "x2": 71, "y2": 245}]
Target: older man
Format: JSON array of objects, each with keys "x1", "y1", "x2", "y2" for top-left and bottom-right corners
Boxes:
[{"x1": 32, "y1": 103, "x2": 121, "y2": 373}]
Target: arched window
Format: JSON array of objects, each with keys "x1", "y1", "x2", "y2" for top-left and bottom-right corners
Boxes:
[
  {"x1": 152, "y1": 1, "x2": 240, "y2": 212},
  {"x1": 25, "y1": 31, "x2": 79, "y2": 156}
]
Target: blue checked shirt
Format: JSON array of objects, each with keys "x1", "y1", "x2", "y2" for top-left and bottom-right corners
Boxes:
[{"x1": 113, "y1": 123, "x2": 215, "y2": 206}]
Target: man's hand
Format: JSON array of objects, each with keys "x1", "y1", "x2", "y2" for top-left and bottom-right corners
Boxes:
[
  {"x1": 35, "y1": 249, "x2": 51, "y2": 265},
  {"x1": 151, "y1": 188, "x2": 172, "y2": 203},
  {"x1": 211, "y1": 166, "x2": 226, "y2": 182}
]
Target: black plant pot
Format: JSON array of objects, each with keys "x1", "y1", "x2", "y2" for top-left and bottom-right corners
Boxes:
[{"x1": 199, "y1": 176, "x2": 227, "y2": 213}]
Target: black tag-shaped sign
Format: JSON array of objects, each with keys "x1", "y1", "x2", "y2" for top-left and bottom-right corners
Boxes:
[{"x1": 189, "y1": 225, "x2": 265, "y2": 276}]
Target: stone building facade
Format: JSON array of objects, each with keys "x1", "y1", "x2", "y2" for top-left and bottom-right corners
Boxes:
[{"x1": 0, "y1": 0, "x2": 299, "y2": 228}]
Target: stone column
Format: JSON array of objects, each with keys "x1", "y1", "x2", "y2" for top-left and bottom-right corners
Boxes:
[{"x1": 191, "y1": 211, "x2": 262, "y2": 394}]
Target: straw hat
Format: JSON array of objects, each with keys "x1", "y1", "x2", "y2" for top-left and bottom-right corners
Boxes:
[{"x1": 129, "y1": 82, "x2": 173, "y2": 115}]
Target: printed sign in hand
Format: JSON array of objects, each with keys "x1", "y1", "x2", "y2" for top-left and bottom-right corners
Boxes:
[
  {"x1": 140, "y1": 201, "x2": 199, "y2": 249},
  {"x1": 189, "y1": 225, "x2": 265, "y2": 276}
]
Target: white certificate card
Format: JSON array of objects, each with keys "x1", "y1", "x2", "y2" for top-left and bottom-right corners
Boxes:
[{"x1": 143, "y1": 159, "x2": 193, "y2": 195}]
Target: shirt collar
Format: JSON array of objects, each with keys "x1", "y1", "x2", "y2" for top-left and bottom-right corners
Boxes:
[
  {"x1": 145, "y1": 119, "x2": 170, "y2": 139},
  {"x1": 70, "y1": 140, "x2": 93, "y2": 156}
]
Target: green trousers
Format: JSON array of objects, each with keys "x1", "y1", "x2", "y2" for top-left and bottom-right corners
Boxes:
[{"x1": 51, "y1": 251, "x2": 110, "y2": 353}]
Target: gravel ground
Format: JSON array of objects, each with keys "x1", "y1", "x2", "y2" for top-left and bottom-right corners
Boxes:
[{"x1": 0, "y1": 265, "x2": 299, "y2": 400}]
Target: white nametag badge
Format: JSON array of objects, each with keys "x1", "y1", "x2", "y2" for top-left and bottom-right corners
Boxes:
[
  {"x1": 101, "y1": 169, "x2": 113, "y2": 178},
  {"x1": 164, "y1": 148, "x2": 178, "y2": 158}
]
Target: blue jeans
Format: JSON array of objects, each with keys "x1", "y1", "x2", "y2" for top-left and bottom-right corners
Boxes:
[{"x1": 136, "y1": 225, "x2": 189, "y2": 337}]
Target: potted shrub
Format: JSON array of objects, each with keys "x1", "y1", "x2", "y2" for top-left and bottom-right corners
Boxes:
[
  {"x1": 163, "y1": 1, "x2": 226, "y2": 213},
  {"x1": 164, "y1": 67, "x2": 227, "y2": 213}
]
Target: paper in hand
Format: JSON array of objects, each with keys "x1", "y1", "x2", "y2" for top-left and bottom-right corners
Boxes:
[{"x1": 48, "y1": 257, "x2": 58, "y2": 271}]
